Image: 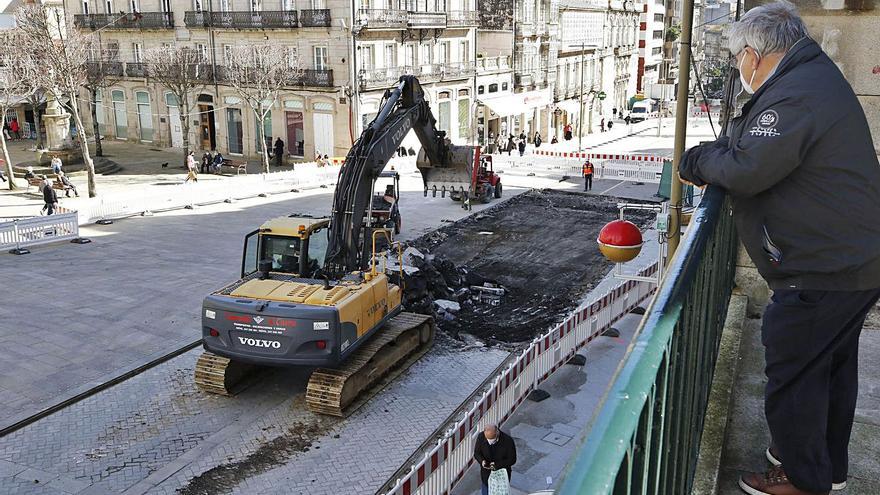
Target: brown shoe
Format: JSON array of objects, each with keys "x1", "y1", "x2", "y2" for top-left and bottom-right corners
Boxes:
[
  {"x1": 765, "y1": 447, "x2": 846, "y2": 491},
  {"x1": 738, "y1": 465, "x2": 829, "y2": 495}
]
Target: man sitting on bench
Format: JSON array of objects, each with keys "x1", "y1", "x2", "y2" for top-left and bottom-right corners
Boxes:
[{"x1": 57, "y1": 171, "x2": 79, "y2": 197}]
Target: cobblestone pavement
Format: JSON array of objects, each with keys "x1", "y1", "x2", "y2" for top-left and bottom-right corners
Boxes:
[
  {"x1": 0, "y1": 170, "x2": 555, "y2": 433},
  {"x1": 0, "y1": 331, "x2": 507, "y2": 495}
]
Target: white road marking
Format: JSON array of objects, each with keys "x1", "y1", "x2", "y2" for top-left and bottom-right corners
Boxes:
[{"x1": 599, "y1": 181, "x2": 626, "y2": 195}]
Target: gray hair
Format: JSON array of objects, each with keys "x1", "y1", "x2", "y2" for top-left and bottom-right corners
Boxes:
[{"x1": 727, "y1": 1, "x2": 808, "y2": 56}]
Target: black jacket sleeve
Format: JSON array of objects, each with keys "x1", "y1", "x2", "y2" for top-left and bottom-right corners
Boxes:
[
  {"x1": 495, "y1": 434, "x2": 517, "y2": 469},
  {"x1": 680, "y1": 98, "x2": 816, "y2": 197},
  {"x1": 473, "y1": 434, "x2": 486, "y2": 465}
]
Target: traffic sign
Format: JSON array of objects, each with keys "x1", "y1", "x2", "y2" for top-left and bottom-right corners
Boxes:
[{"x1": 597, "y1": 91, "x2": 607, "y2": 100}]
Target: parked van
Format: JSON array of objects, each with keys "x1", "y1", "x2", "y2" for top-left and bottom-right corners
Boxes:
[{"x1": 629, "y1": 100, "x2": 659, "y2": 122}]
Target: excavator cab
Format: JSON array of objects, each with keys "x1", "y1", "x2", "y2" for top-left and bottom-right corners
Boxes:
[{"x1": 241, "y1": 216, "x2": 330, "y2": 279}]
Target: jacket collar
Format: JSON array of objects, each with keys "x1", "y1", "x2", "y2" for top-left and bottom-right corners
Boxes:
[{"x1": 742, "y1": 37, "x2": 821, "y2": 114}]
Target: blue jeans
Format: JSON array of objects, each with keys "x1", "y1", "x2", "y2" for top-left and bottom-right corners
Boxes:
[{"x1": 481, "y1": 482, "x2": 489, "y2": 495}]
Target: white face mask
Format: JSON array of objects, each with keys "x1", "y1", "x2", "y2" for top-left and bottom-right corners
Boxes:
[
  {"x1": 738, "y1": 49, "x2": 759, "y2": 95},
  {"x1": 487, "y1": 437, "x2": 498, "y2": 445}
]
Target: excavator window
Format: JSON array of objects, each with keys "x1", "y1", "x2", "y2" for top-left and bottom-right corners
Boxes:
[
  {"x1": 260, "y1": 235, "x2": 302, "y2": 274},
  {"x1": 305, "y1": 227, "x2": 328, "y2": 276}
]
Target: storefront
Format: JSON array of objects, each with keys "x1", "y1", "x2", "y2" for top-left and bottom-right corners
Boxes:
[{"x1": 476, "y1": 88, "x2": 553, "y2": 151}]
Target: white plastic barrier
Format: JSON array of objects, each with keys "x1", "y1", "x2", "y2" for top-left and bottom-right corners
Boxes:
[
  {"x1": 381, "y1": 262, "x2": 660, "y2": 495},
  {"x1": 0, "y1": 208, "x2": 80, "y2": 252},
  {"x1": 77, "y1": 162, "x2": 343, "y2": 224},
  {"x1": 495, "y1": 152, "x2": 666, "y2": 184}
]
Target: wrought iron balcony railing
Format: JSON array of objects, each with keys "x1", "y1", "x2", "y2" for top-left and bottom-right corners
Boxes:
[
  {"x1": 407, "y1": 11, "x2": 446, "y2": 29},
  {"x1": 183, "y1": 10, "x2": 298, "y2": 28},
  {"x1": 125, "y1": 62, "x2": 148, "y2": 77},
  {"x1": 299, "y1": 9, "x2": 331, "y2": 27},
  {"x1": 446, "y1": 10, "x2": 478, "y2": 27},
  {"x1": 74, "y1": 12, "x2": 174, "y2": 30},
  {"x1": 356, "y1": 9, "x2": 407, "y2": 29},
  {"x1": 85, "y1": 61, "x2": 124, "y2": 78},
  {"x1": 299, "y1": 69, "x2": 333, "y2": 87}
]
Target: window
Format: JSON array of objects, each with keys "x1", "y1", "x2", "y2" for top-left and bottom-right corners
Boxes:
[
  {"x1": 654, "y1": 13, "x2": 664, "y2": 22},
  {"x1": 224, "y1": 44, "x2": 233, "y2": 62},
  {"x1": 653, "y1": 30, "x2": 663, "y2": 40},
  {"x1": 420, "y1": 44, "x2": 432, "y2": 66},
  {"x1": 129, "y1": 0, "x2": 138, "y2": 11},
  {"x1": 359, "y1": 45, "x2": 375, "y2": 71},
  {"x1": 460, "y1": 40, "x2": 469, "y2": 63},
  {"x1": 285, "y1": 108, "x2": 304, "y2": 156},
  {"x1": 438, "y1": 100, "x2": 451, "y2": 133},
  {"x1": 105, "y1": 42, "x2": 119, "y2": 61},
  {"x1": 652, "y1": 47, "x2": 662, "y2": 55},
  {"x1": 250, "y1": 0, "x2": 261, "y2": 11},
  {"x1": 104, "y1": 0, "x2": 112, "y2": 13},
  {"x1": 488, "y1": 83, "x2": 498, "y2": 93},
  {"x1": 219, "y1": 0, "x2": 229, "y2": 11},
  {"x1": 196, "y1": 43, "x2": 208, "y2": 61},
  {"x1": 458, "y1": 98, "x2": 469, "y2": 141},
  {"x1": 311, "y1": 0, "x2": 326, "y2": 8},
  {"x1": 404, "y1": 43, "x2": 415, "y2": 68},
  {"x1": 136, "y1": 91, "x2": 153, "y2": 141},
  {"x1": 132, "y1": 43, "x2": 143, "y2": 63},
  {"x1": 226, "y1": 108, "x2": 243, "y2": 154},
  {"x1": 438, "y1": 42, "x2": 450, "y2": 64},
  {"x1": 161, "y1": 0, "x2": 171, "y2": 12},
  {"x1": 111, "y1": 89, "x2": 127, "y2": 139},
  {"x1": 478, "y1": 85, "x2": 484, "y2": 94},
  {"x1": 285, "y1": 46, "x2": 298, "y2": 69},
  {"x1": 82, "y1": 0, "x2": 90, "y2": 14},
  {"x1": 313, "y1": 46, "x2": 328, "y2": 70},
  {"x1": 255, "y1": 111, "x2": 271, "y2": 152},
  {"x1": 193, "y1": 0, "x2": 203, "y2": 11},
  {"x1": 283, "y1": 0, "x2": 295, "y2": 9},
  {"x1": 385, "y1": 44, "x2": 396, "y2": 69},
  {"x1": 94, "y1": 90, "x2": 105, "y2": 135},
  {"x1": 501, "y1": 82, "x2": 508, "y2": 91}
]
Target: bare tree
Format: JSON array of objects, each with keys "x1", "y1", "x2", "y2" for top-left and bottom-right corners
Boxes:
[
  {"x1": 84, "y1": 49, "x2": 123, "y2": 157},
  {"x1": 16, "y1": 4, "x2": 100, "y2": 197},
  {"x1": 26, "y1": 90, "x2": 46, "y2": 151},
  {"x1": 224, "y1": 43, "x2": 299, "y2": 173},
  {"x1": 144, "y1": 45, "x2": 207, "y2": 167},
  {"x1": 0, "y1": 29, "x2": 39, "y2": 191}
]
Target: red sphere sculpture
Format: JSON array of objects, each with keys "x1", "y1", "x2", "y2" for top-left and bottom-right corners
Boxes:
[{"x1": 597, "y1": 220, "x2": 643, "y2": 263}]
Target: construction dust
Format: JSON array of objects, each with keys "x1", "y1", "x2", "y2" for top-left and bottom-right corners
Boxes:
[{"x1": 395, "y1": 189, "x2": 656, "y2": 345}]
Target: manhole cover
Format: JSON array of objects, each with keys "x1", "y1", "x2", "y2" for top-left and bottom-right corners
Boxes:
[{"x1": 541, "y1": 432, "x2": 572, "y2": 446}]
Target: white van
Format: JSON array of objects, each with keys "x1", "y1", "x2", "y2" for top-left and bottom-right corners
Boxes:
[{"x1": 629, "y1": 100, "x2": 658, "y2": 122}]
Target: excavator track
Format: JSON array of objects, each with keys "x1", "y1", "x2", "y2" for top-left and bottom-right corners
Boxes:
[
  {"x1": 194, "y1": 351, "x2": 257, "y2": 396},
  {"x1": 306, "y1": 312, "x2": 435, "y2": 417}
]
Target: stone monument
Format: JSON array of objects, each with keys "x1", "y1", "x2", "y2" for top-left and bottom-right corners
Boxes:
[{"x1": 38, "y1": 93, "x2": 82, "y2": 167}]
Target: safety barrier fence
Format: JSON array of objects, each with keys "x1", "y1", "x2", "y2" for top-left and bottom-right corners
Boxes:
[
  {"x1": 76, "y1": 161, "x2": 352, "y2": 225},
  {"x1": 380, "y1": 261, "x2": 661, "y2": 495},
  {"x1": 494, "y1": 153, "x2": 666, "y2": 184},
  {"x1": 0, "y1": 206, "x2": 81, "y2": 252},
  {"x1": 555, "y1": 186, "x2": 737, "y2": 495}
]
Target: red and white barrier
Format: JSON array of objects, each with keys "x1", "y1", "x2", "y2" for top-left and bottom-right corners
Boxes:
[
  {"x1": 381, "y1": 262, "x2": 660, "y2": 495},
  {"x1": 533, "y1": 149, "x2": 665, "y2": 162}
]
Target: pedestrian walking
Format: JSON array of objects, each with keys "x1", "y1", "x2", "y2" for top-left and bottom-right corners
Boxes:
[
  {"x1": 201, "y1": 151, "x2": 212, "y2": 174},
  {"x1": 551, "y1": 135, "x2": 558, "y2": 144},
  {"x1": 518, "y1": 131, "x2": 526, "y2": 144},
  {"x1": 9, "y1": 119, "x2": 19, "y2": 140},
  {"x1": 41, "y1": 175, "x2": 57, "y2": 215},
  {"x1": 495, "y1": 134, "x2": 504, "y2": 155},
  {"x1": 678, "y1": 3, "x2": 880, "y2": 494},
  {"x1": 506, "y1": 135, "x2": 514, "y2": 156},
  {"x1": 600, "y1": 117, "x2": 605, "y2": 132},
  {"x1": 624, "y1": 114, "x2": 631, "y2": 125},
  {"x1": 533, "y1": 132, "x2": 542, "y2": 148},
  {"x1": 273, "y1": 137, "x2": 285, "y2": 168},
  {"x1": 2, "y1": 121, "x2": 10, "y2": 140},
  {"x1": 582, "y1": 159, "x2": 594, "y2": 191},
  {"x1": 473, "y1": 424, "x2": 516, "y2": 495},
  {"x1": 564, "y1": 123, "x2": 572, "y2": 141},
  {"x1": 517, "y1": 139, "x2": 526, "y2": 157},
  {"x1": 51, "y1": 156, "x2": 62, "y2": 175},
  {"x1": 607, "y1": 120, "x2": 614, "y2": 130},
  {"x1": 24, "y1": 166, "x2": 35, "y2": 180},
  {"x1": 184, "y1": 151, "x2": 198, "y2": 183},
  {"x1": 57, "y1": 171, "x2": 78, "y2": 197}
]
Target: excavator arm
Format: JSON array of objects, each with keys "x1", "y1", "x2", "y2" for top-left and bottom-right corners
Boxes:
[{"x1": 324, "y1": 75, "x2": 475, "y2": 276}]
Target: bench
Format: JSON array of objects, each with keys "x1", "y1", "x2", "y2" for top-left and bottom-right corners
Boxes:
[
  {"x1": 26, "y1": 177, "x2": 73, "y2": 194},
  {"x1": 220, "y1": 158, "x2": 247, "y2": 175},
  {"x1": 26, "y1": 177, "x2": 43, "y2": 192}
]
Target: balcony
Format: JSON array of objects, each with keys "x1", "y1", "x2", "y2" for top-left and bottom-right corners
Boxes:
[
  {"x1": 446, "y1": 10, "x2": 478, "y2": 27},
  {"x1": 74, "y1": 12, "x2": 174, "y2": 30},
  {"x1": 183, "y1": 11, "x2": 298, "y2": 29},
  {"x1": 479, "y1": 12, "x2": 512, "y2": 30},
  {"x1": 357, "y1": 9, "x2": 407, "y2": 29},
  {"x1": 438, "y1": 61, "x2": 476, "y2": 79},
  {"x1": 299, "y1": 9, "x2": 331, "y2": 27},
  {"x1": 359, "y1": 66, "x2": 411, "y2": 90},
  {"x1": 408, "y1": 11, "x2": 446, "y2": 29},
  {"x1": 85, "y1": 61, "x2": 124, "y2": 78},
  {"x1": 298, "y1": 69, "x2": 334, "y2": 87},
  {"x1": 476, "y1": 55, "x2": 511, "y2": 74},
  {"x1": 125, "y1": 62, "x2": 148, "y2": 78}
]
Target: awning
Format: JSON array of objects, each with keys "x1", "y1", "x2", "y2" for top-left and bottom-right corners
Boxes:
[
  {"x1": 477, "y1": 88, "x2": 553, "y2": 118},
  {"x1": 555, "y1": 99, "x2": 582, "y2": 115}
]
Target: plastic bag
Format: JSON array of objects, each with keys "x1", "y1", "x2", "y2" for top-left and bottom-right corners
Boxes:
[{"x1": 488, "y1": 468, "x2": 510, "y2": 495}]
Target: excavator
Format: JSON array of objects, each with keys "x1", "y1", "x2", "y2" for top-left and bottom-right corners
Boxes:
[{"x1": 193, "y1": 76, "x2": 480, "y2": 416}]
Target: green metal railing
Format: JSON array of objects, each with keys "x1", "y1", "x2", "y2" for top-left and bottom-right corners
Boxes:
[{"x1": 557, "y1": 185, "x2": 738, "y2": 495}]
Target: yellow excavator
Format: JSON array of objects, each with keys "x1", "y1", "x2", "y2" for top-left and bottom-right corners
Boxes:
[{"x1": 194, "y1": 76, "x2": 480, "y2": 416}]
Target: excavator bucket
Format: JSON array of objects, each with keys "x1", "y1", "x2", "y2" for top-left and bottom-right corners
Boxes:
[{"x1": 416, "y1": 145, "x2": 479, "y2": 200}]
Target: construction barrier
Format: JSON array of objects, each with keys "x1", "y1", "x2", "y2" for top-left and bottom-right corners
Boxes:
[
  {"x1": 0, "y1": 207, "x2": 81, "y2": 252},
  {"x1": 380, "y1": 262, "x2": 660, "y2": 495},
  {"x1": 495, "y1": 152, "x2": 666, "y2": 184}
]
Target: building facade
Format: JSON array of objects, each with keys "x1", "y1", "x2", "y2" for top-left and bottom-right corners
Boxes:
[{"x1": 637, "y1": 0, "x2": 664, "y2": 91}]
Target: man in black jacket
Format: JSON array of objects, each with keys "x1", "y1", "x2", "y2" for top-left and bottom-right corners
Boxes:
[
  {"x1": 473, "y1": 424, "x2": 516, "y2": 495},
  {"x1": 41, "y1": 175, "x2": 58, "y2": 215},
  {"x1": 679, "y1": 3, "x2": 880, "y2": 495}
]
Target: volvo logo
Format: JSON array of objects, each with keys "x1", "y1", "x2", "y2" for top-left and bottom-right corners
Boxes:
[{"x1": 238, "y1": 337, "x2": 281, "y2": 349}]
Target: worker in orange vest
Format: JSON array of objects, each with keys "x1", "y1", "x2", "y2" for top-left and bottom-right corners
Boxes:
[{"x1": 582, "y1": 159, "x2": 594, "y2": 191}]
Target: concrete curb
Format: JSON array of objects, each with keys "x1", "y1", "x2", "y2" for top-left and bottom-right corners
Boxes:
[{"x1": 691, "y1": 292, "x2": 748, "y2": 495}]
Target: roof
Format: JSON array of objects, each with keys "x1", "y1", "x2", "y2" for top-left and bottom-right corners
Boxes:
[{"x1": 259, "y1": 216, "x2": 329, "y2": 237}]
